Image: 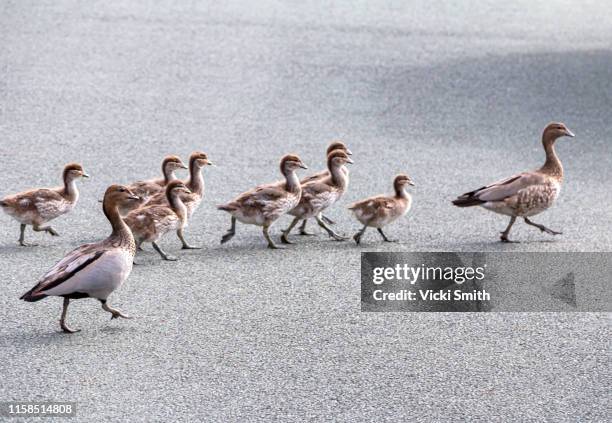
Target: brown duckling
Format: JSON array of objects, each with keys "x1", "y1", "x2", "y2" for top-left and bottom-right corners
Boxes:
[
  {"x1": 349, "y1": 174, "x2": 415, "y2": 245},
  {"x1": 121, "y1": 155, "x2": 187, "y2": 215},
  {"x1": 452, "y1": 122, "x2": 575, "y2": 242},
  {"x1": 281, "y1": 149, "x2": 353, "y2": 244},
  {"x1": 145, "y1": 152, "x2": 213, "y2": 249},
  {"x1": 297, "y1": 140, "x2": 352, "y2": 234},
  {"x1": 124, "y1": 181, "x2": 192, "y2": 261},
  {"x1": 20, "y1": 184, "x2": 140, "y2": 333},
  {"x1": 218, "y1": 154, "x2": 308, "y2": 249},
  {"x1": 1, "y1": 163, "x2": 89, "y2": 246}
]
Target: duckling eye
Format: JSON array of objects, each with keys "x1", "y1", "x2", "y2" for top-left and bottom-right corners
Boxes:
[{"x1": 118, "y1": 188, "x2": 126, "y2": 192}]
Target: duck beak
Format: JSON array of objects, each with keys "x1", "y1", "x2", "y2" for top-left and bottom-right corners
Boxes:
[
  {"x1": 346, "y1": 157, "x2": 354, "y2": 164},
  {"x1": 408, "y1": 180, "x2": 416, "y2": 186},
  {"x1": 82, "y1": 173, "x2": 90, "y2": 178},
  {"x1": 299, "y1": 162, "x2": 308, "y2": 169},
  {"x1": 207, "y1": 161, "x2": 215, "y2": 166},
  {"x1": 180, "y1": 163, "x2": 189, "y2": 169},
  {"x1": 564, "y1": 128, "x2": 575, "y2": 138},
  {"x1": 128, "y1": 195, "x2": 141, "y2": 201}
]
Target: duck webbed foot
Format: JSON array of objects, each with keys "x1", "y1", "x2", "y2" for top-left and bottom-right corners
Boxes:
[
  {"x1": 353, "y1": 225, "x2": 368, "y2": 245},
  {"x1": 221, "y1": 217, "x2": 236, "y2": 244},
  {"x1": 315, "y1": 215, "x2": 347, "y2": 241},
  {"x1": 152, "y1": 242, "x2": 178, "y2": 261},
  {"x1": 177, "y1": 228, "x2": 201, "y2": 249},
  {"x1": 499, "y1": 216, "x2": 518, "y2": 243},
  {"x1": 101, "y1": 300, "x2": 132, "y2": 320},
  {"x1": 59, "y1": 298, "x2": 81, "y2": 334},
  {"x1": 263, "y1": 225, "x2": 285, "y2": 249},
  {"x1": 297, "y1": 219, "x2": 316, "y2": 236},
  {"x1": 281, "y1": 217, "x2": 301, "y2": 244},
  {"x1": 377, "y1": 228, "x2": 398, "y2": 243},
  {"x1": 524, "y1": 218, "x2": 562, "y2": 236}
]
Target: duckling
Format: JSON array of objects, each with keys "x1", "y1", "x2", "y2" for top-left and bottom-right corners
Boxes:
[
  {"x1": 145, "y1": 152, "x2": 213, "y2": 249},
  {"x1": 1, "y1": 163, "x2": 89, "y2": 246},
  {"x1": 349, "y1": 174, "x2": 415, "y2": 245},
  {"x1": 218, "y1": 154, "x2": 308, "y2": 249},
  {"x1": 20, "y1": 185, "x2": 140, "y2": 333},
  {"x1": 121, "y1": 155, "x2": 188, "y2": 215},
  {"x1": 294, "y1": 141, "x2": 352, "y2": 235},
  {"x1": 281, "y1": 149, "x2": 353, "y2": 244},
  {"x1": 124, "y1": 181, "x2": 192, "y2": 261},
  {"x1": 452, "y1": 122, "x2": 575, "y2": 242}
]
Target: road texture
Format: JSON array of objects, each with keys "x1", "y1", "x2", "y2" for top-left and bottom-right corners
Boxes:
[{"x1": 0, "y1": 1, "x2": 610, "y2": 421}]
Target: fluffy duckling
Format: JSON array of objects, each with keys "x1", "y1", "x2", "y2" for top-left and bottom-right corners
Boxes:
[
  {"x1": 296, "y1": 141, "x2": 352, "y2": 234},
  {"x1": 1, "y1": 163, "x2": 89, "y2": 246},
  {"x1": 121, "y1": 155, "x2": 187, "y2": 215},
  {"x1": 349, "y1": 174, "x2": 415, "y2": 245},
  {"x1": 124, "y1": 181, "x2": 192, "y2": 261},
  {"x1": 145, "y1": 152, "x2": 213, "y2": 249},
  {"x1": 452, "y1": 122, "x2": 575, "y2": 242},
  {"x1": 281, "y1": 150, "x2": 353, "y2": 244},
  {"x1": 20, "y1": 185, "x2": 140, "y2": 333},
  {"x1": 218, "y1": 154, "x2": 308, "y2": 249}
]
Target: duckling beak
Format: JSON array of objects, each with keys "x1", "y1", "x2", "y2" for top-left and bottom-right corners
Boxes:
[
  {"x1": 82, "y1": 173, "x2": 90, "y2": 178},
  {"x1": 128, "y1": 195, "x2": 141, "y2": 201},
  {"x1": 346, "y1": 157, "x2": 354, "y2": 164},
  {"x1": 299, "y1": 162, "x2": 308, "y2": 169},
  {"x1": 180, "y1": 163, "x2": 189, "y2": 169},
  {"x1": 207, "y1": 161, "x2": 215, "y2": 166},
  {"x1": 408, "y1": 180, "x2": 416, "y2": 186},
  {"x1": 346, "y1": 148, "x2": 353, "y2": 155},
  {"x1": 564, "y1": 128, "x2": 575, "y2": 138}
]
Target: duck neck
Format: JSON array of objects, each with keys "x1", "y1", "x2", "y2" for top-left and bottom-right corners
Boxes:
[
  {"x1": 540, "y1": 133, "x2": 563, "y2": 179},
  {"x1": 104, "y1": 201, "x2": 133, "y2": 242},
  {"x1": 163, "y1": 166, "x2": 176, "y2": 184},
  {"x1": 168, "y1": 192, "x2": 187, "y2": 222},
  {"x1": 394, "y1": 185, "x2": 409, "y2": 200},
  {"x1": 283, "y1": 168, "x2": 301, "y2": 193},
  {"x1": 62, "y1": 175, "x2": 79, "y2": 201},
  {"x1": 187, "y1": 161, "x2": 204, "y2": 196},
  {"x1": 329, "y1": 163, "x2": 348, "y2": 188}
]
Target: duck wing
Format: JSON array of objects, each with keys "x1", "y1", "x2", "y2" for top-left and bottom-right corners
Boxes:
[
  {"x1": 300, "y1": 170, "x2": 329, "y2": 184},
  {"x1": 2, "y1": 188, "x2": 64, "y2": 212},
  {"x1": 453, "y1": 172, "x2": 546, "y2": 206},
  {"x1": 20, "y1": 243, "x2": 105, "y2": 301}
]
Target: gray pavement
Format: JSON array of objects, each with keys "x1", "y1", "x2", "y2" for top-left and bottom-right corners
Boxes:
[{"x1": 0, "y1": 1, "x2": 611, "y2": 421}]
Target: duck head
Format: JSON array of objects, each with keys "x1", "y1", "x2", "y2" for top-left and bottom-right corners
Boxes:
[
  {"x1": 543, "y1": 122, "x2": 575, "y2": 142},
  {"x1": 63, "y1": 163, "x2": 89, "y2": 182},
  {"x1": 189, "y1": 151, "x2": 214, "y2": 168},
  {"x1": 280, "y1": 154, "x2": 308, "y2": 174},
  {"x1": 326, "y1": 140, "x2": 352, "y2": 156}
]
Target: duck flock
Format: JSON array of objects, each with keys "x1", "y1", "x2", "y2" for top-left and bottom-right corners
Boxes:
[{"x1": 1, "y1": 122, "x2": 574, "y2": 333}]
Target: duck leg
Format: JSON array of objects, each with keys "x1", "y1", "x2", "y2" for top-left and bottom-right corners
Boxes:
[
  {"x1": 60, "y1": 297, "x2": 80, "y2": 333},
  {"x1": 321, "y1": 214, "x2": 336, "y2": 225},
  {"x1": 221, "y1": 217, "x2": 236, "y2": 244},
  {"x1": 152, "y1": 241, "x2": 178, "y2": 261},
  {"x1": 353, "y1": 225, "x2": 368, "y2": 245},
  {"x1": 500, "y1": 216, "x2": 518, "y2": 243},
  {"x1": 281, "y1": 216, "x2": 302, "y2": 244},
  {"x1": 298, "y1": 219, "x2": 316, "y2": 236},
  {"x1": 18, "y1": 224, "x2": 38, "y2": 247},
  {"x1": 178, "y1": 228, "x2": 201, "y2": 249},
  {"x1": 315, "y1": 215, "x2": 347, "y2": 241},
  {"x1": 377, "y1": 228, "x2": 398, "y2": 243},
  {"x1": 524, "y1": 218, "x2": 562, "y2": 236},
  {"x1": 263, "y1": 224, "x2": 284, "y2": 249},
  {"x1": 100, "y1": 299, "x2": 131, "y2": 320},
  {"x1": 33, "y1": 224, "x2": 59, "y2": 237}
]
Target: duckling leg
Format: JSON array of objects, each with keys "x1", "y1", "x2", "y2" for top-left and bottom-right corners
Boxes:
[
  {"x1": 315, "y1": 215, "x2": 348, "y2": 241},
  {"x1": 353, "y1": 225, "x2": 368, "y2": 245},
  {"x1": 221, "y1": 217, "x2": 236, "y2": 244},
  {"x1": 263, "y1": 224, "x2": 284, "y2": 249},
  {"x1": 177, "y1": 228, "x2": 201, "y2": 249},
  {"x1": 281, "y1": 216, "x2": 301, "y2": 244},
  {"x1": 500, "y1": 216, "x2": 518, "y2": 243},
  {"x1": 297, "y1": 219, "x2": 316, "y2": 236},
  {"x1": 100, "y1": 299, "x2": 131, "y2": 320},
  {"x1": 377, "y1": 228, "x2": 398, "y2": 242},
  {"x1": 136, "y1": 240, "x2": 144, "y2": 251},
  {"x1": 321, "y1": 214, "x2": 336, "y2": 225},
  {"x1": 18, "y1": 224, "x2": 38, "y2": 247},
  {"x1": 33, "y1": 224, "x2": 59, "y2": 237},
  {"x1": 524, "y1": 218, "x2": 562, "y2": 236},
  {"x1": 152, "y1": 241, "x2": 178, "y2": 261},
  {"x1": 60, "y1": 297, "x2": 80, "y2": 334}
]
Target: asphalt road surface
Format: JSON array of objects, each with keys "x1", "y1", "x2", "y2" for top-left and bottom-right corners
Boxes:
[{"x1": 1, "y1": 1, "x2": 610, "y2": 421}]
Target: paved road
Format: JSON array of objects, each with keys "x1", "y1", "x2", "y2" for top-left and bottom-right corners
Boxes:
[{"x1": 1, "y1": 1, "x2": 610, "y2": 421}]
